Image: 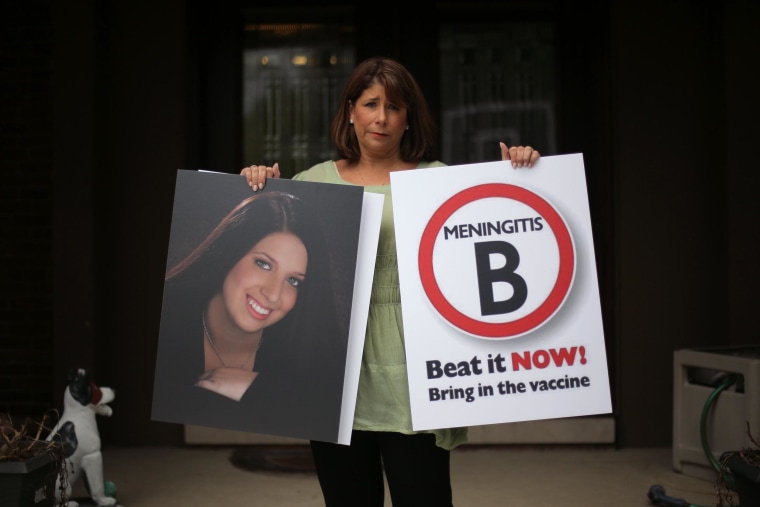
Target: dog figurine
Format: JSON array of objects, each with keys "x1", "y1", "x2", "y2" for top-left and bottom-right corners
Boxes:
[{"x1": 46, "y1": 368, "x2": 117, "y2": 507}]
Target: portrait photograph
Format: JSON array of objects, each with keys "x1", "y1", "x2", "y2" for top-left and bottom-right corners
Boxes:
[{"x1": 151, "y1": 170, "x2": 365, "y2": 443}]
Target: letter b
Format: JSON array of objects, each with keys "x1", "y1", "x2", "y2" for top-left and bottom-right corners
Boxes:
[{"x1": 474, "y1": 241, "x2": 527, "y2": 316}]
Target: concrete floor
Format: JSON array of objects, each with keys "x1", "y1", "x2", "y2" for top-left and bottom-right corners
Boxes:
[{"x1": 67, "y1": 445, "x2": 727, "y2": 507}]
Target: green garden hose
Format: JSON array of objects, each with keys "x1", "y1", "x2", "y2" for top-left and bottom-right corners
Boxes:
[
  {"x1": 649, "y1": 372, "x2": 741, "y2": 506},
  {"x1": 699, "y1": 373, "x2": 739, "y2": 491}
]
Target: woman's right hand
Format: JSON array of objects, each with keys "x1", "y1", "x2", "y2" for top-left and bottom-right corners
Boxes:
[{"x1": 240, "y1": 162, "x2": 280, "y2": 191}]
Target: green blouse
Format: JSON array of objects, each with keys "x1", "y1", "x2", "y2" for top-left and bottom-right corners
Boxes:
[{"x1": 293, "y1": 160, "x2": 468, "y2": 450}]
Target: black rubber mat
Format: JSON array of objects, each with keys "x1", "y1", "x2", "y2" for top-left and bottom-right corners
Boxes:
[{"x1": 229, "y1": 445, "x2": 316, "y2": 474}]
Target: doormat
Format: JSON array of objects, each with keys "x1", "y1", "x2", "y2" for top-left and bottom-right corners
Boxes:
[{"x1": 229, "y1": 445, "x2": 316, "y2": 474}]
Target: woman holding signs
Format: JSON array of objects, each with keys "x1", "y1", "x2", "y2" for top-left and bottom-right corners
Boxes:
[{"x1": 241, "y1": 56, "x2": 540, "y2": 506}]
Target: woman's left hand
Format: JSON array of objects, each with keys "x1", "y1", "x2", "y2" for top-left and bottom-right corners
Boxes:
[
  {"x1": 195, "y1": 367, "x2": 259, "y2": 402},
  {"x1": 500, "y1": 143, "x2": 540, "y2": 168}
]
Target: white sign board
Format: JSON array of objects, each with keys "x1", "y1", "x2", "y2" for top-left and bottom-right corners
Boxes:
[{"x1": 392, "y1": 154, "x2": 612, "y2": 430}]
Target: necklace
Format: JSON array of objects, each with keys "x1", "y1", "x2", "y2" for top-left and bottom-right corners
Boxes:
[
  {"x1": 357, "y1": 170, "x2": 390, "y2": 186},
  {"x1": 202, "y1": 311, "x2": 261, "y2": 368}
]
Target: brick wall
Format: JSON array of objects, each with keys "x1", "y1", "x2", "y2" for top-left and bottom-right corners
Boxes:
[{"x1": 0, "y1": 1, "x2": 54, "y2": 419}]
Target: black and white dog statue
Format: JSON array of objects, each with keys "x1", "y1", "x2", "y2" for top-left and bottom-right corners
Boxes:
[{"x1": 47, "y1": 368, "x2": 117, "y2": 506}]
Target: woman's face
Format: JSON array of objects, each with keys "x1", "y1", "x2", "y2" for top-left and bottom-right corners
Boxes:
[
  {"x1": 349, "y1": 82, "x2": 408, "y2": 157},
  {"x1": 221, "y1": 231, "x2": 308, "y2": 333}
]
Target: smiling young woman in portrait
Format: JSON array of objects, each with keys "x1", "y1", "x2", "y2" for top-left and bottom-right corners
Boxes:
[{"x1": 152, "y1": 188, "x2": 350, "y2": 443}]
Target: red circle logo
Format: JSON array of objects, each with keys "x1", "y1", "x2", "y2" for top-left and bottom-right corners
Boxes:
[{"x1": 418, "y1": 183, "x2": 575, "y2": 339}]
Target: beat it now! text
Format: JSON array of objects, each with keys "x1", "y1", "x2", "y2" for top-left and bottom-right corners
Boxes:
[{"x1": 425, "y1": 347, "x2": 592, "y2": 403}]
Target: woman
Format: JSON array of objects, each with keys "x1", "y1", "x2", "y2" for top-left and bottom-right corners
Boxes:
[
  {"x1": 152, "y1": 189, "x2": 348, "y2": 443},
  {"x1": 241, "y1": 57, "x2": 540, "y2": 506}
]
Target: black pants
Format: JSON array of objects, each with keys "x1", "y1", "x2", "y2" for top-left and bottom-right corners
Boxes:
[{"x1": 310, "y1": 430, "x2": 453, "y2": 507}]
